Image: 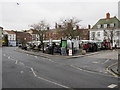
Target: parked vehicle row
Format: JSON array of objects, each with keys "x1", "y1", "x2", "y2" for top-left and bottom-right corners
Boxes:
[
  {"x1": 19, "y1": 40, "x2": 113, "y2": 55},
  {"x1": 82, "y1": 41, "x2": 112, "y2": 52}
]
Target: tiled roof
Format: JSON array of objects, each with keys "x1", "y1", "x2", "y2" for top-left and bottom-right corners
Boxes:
[
  {"x1": 92, "y1": 16, "x2": 120, "y2": 29},
  {"x1": 4, "y1": 30, "x2": 16, "y2": 34}
]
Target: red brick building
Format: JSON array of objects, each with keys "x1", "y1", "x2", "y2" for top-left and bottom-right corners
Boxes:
[
  {"x1": 45, "y1": 28, "x2": 63, "y2": 40},
  {"x1": 77, "y1": 29, "x2": 89, "y2": 40},
  {"x1": 14, "y1": 31, "x2": 32, "y2": 45},
  {"x1": 45, "y1": 25, "x2": 89, "y2": 40}
]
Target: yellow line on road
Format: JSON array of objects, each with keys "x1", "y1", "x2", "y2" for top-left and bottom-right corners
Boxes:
[{"x1": 106, "y1": 62, "x2": 118, "y2": 77}]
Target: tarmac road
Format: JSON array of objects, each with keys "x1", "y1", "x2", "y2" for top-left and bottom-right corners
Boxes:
[{"x1": 2, "y1": 47, "x2": 118, "y2": 88}]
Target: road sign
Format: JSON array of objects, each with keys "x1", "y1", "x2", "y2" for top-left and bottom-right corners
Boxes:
[
  {"x1": 69, "y1": 49, "x2": 72, "y2": 56},
  {"x1": 61, "y1": 40, "x2": 67, "y2": 48}
]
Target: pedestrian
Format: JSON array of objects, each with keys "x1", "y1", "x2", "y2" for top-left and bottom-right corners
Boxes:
[
  {"x1": 84, "y1": 44, "x2": 88, "y2": 52},
  {"x1": 38, "y1": 44, "x2": 41, "y2": 51},
  {"x1": 115, "y1": 44, "x2": 117, "y2": 50}
]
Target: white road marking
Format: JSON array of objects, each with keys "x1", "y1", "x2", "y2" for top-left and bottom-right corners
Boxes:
[
  {"x1": 34, "y1": 56, "x2": 37, "y2": 58},
  {"x1": 108, "y1": 84, "x2": 117, "y2": 88},
  {"x1": 92, "y1": 61, "x2": 99, "y2": 64},
  {"x1": 28, "y1": 66, "x2": 71, "y2": 89},
  {"x1": 99, "y1": 70, "x2": 103, "y2": 72},
  {"x1": 30, "y1": 68, "x2": 37, "y2": 77},
  {"x1": 8, "y1": 56, "x2": 10, "y2": 59},
  {"x1": 19, "y1": 62, "x2": 25, "y2": 66},
  {"x1": 104, "y1": 71, "x2": 108, "y2": 73},
  {"x1": 70, "y1": 65, "x2": 116, "y2": 78},
  {"x1": 3, "y1": 54, "x2": 6, "y2": 56},
  {"x1": 10, "y1": 58, "x2": 15, "y2": 61},
  {"x1": 102, "y1": 59, "x2": 109, "y2": 64},
  {"x1": 48, "y1": 59, "x2": 55, "y2": 63},
  {"x1": 37, "y1": 76, "x2": 70, "y2": 89},
  {"x1": 70, "y1": 65, "x2": 83, "y2": 71},
  {"x1": 20, "y1": 71, "x2": 24, "y2": 74},
  {"x1": 25, "y1": 65, "x2": 31, "y2": 68},
  {"x1": 15, "y1": 60, "x2": 18, "y2": 64}
]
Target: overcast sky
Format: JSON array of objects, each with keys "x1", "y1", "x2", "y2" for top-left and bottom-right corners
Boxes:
[{"x1": 0, "y1": 0, "x2": 119, "y2": 30}]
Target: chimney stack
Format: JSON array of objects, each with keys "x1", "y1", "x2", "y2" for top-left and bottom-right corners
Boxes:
[
  {"x1": 47, "y1": 27, "x2": 50, "y2": 30},
  {"x1": 76, "y1": 25, "x2": 79, "y2": 30},
  {"x1": 55, "y1": 23, "x2": 57, "y2": 29},
  {"x1": 106, "y1": 13, "x2": 110, "y2": 19},
  {"x1": 58, "y1": 25, "x2": 62, "y2": 28},
  {"x1": 88, "y1": 25, "x2": 91, "y2": 29}
]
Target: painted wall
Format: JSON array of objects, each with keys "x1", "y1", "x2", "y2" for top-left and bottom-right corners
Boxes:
[
  {"x1": 89, "y1": 30, "x2": 104, "y2": 41},
  {"x1": 89, "y1": 29, "x2": 120, "y2": 47},
  {"x1": 8, "y1": 40, "x2": 16, "y2": 46}
]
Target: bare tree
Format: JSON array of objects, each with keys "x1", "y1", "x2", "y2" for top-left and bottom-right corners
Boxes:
[
  {"x1": 30, "y1": 20, "x2": 49, "y2": 44},
  {"x1": 59, "y1": 17, "x2": 82, "y2": 40},
  {"x1": 104, "y1": 29, "x2": 115, "y2": 45}
]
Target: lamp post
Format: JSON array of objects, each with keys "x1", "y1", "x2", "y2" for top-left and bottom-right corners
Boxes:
[
  {"x1": 23, "y1": 38, "x2": 26, "y2": 46},
  {"x1": 118, "y1": 49, "x2": 120, "y2": 77},
  {"x1": 71, "y1": 39, "x2": 74, "y2": 55}
]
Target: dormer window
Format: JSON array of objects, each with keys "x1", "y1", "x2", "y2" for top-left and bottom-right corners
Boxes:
[
  {"x1": 97, "y1": 25, "x2": 101, "y2": 29},
  {"x1": 110, "y1": 23, "x2": 115, "y2": 27},
  {"x1": 101, "y1": 24, "x2": 103, "y2": 28},
  {"x1": 104, "y1": 24, "x2": 107, "y2": 28},
  {"x1": 107, "y1": 24, "x2": 110, "y2": 28}
]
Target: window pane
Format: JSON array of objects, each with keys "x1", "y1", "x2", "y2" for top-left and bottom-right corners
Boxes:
[
  {"x1": 97, "y1": 32, "x2": 100, "y2": 37},
  {"x1": 97, "y1": 25, "x2": 101, "y2": 28},
  {"x1": 104, "y1": 24, "x2": 107, "y2": 28}
]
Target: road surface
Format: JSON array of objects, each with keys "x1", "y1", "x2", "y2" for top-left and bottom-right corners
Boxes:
[{"x1": 2, "y1": 47, "x2": 118, "y2": 88}]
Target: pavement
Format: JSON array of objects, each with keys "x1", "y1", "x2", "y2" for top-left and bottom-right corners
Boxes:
[
  {"x1": 16, "y1": 47, "x2": 119, "y2": 78},
  {"x1": 16, "y1": 48, "x2": 104, "y2": 59}
]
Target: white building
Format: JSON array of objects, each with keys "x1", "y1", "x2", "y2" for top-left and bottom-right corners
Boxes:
[
  {"x1": 89, "y1": 13, "x2": 120, "y2": 47},
  {"x1": 3, "y1": 30, "x2": 16, "y2": 46}
]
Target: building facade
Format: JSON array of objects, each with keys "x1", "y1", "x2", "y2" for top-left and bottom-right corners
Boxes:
[
  {"x1": 45, "y1": 28, "x2": 63, "y2": 40},
  {"x1": 77, "y1": 29, "x2": 89, "y2": 40},
  {"x1": 45, "y1": 25, "x2": 89, "y2": 40},
  {"x1": 26, "y1": 30, "x2": 40, "y2": 41},
  {"x1": 14, "y1": 31, "x2": 32, "y2": 46},
  {"x1": 89, "y1": 13, "x2": 120, "y2": 47},
  {"x1": 3, "y1": 30, "x2": 16, "y2": 46}
]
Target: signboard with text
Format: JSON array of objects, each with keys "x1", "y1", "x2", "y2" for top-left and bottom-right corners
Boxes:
[{"x1": 61, "y1": 40, "x2": 67, "y2": 48}]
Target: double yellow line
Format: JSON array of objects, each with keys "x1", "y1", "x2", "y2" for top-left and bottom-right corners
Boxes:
[{"x1": 106, "y1": 62, "x2": 118, "y2": 77}]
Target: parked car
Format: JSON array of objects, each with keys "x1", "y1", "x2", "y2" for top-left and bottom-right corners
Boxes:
[
  {"x1": 21, "y1": 46, "x2": 27, "y2": 50},
  {"x1": 18, "y1": 43, "x2": 22, "y2": 47}
]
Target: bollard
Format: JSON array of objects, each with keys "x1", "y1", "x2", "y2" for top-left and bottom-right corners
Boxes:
[{"x1": 82, "y1": 50, "x2": 86, "y2": 55}]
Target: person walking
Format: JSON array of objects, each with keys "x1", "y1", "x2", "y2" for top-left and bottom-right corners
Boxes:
[
  {"x1": 115, "y1": 44, "x2": 117, "y2": 50},
  {"x1": 84, "y1": 44, "x2": 88, "y2": 52}
]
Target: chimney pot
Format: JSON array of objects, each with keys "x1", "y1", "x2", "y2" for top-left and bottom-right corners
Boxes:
[
  {"x1": 88, "y1": 25, "x2": 91, "y2": 29},
  {"x1": 55, "y1": 23, "x2": 57, "y2": 29},
  {"x1": 76, "y1": 25, "x2": 79, "y2": 29},
  {"x1": 106, "y1": 13, "x2": 110, "y2": 19},
  {"x1": 58, "y1": 25, "x2": 62, "y2": 28},
  {"x1": 47, "y1": 27, "x2": 50, "y2": 30}
]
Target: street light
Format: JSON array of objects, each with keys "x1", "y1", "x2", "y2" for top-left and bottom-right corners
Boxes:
[
  {"x1": 71, "y1": 39, "x2": 74, "y2": 55},
  {"x1": 23, "y1": 38, "x2": 26, "y2": 47}
]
